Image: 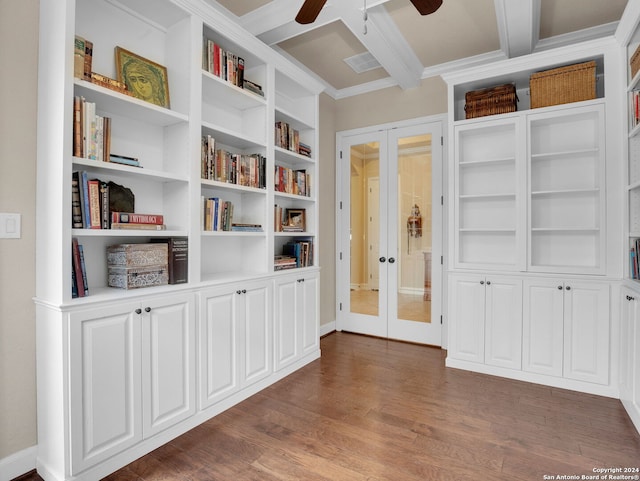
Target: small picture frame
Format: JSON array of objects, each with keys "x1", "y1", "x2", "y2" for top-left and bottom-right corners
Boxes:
[
  {"x1": 285, "y1": 208, "x2": 306, "y2": 231},
  {"x1": 115, "y1": 46, "x2": 170, "y2": 108}
]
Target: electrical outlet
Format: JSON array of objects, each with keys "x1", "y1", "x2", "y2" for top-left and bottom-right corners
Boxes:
[{"x1": 0, "y1": 213, "x2": 21, "y2": 239}]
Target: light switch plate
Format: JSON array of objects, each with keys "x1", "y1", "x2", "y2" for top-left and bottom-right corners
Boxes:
[{"x1": 0, "y1": 213, "x2": 21, "y2": 239}]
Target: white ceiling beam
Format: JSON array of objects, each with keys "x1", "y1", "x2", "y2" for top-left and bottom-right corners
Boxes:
[
  {"x1": 238, "y1": 0, "x2": 307, "y2": 36},
  {"x1": 494, "y1": 0, "x2": 541, "y2": 58},
  {"x1": 255, "y1": 5, "x2": 342, "y2": 45},
  {"x1": 338, "y1": 2, "x2": 424, "y2": 90}
]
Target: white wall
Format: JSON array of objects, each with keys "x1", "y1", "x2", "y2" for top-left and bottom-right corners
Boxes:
[{"x1": 0, "y1": 0, "x2": 39, "y2": 465}]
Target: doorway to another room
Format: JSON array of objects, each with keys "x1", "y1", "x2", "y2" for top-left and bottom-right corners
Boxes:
[{"x1": 336, "y1": 117, "x2": 444, "y2": 346}]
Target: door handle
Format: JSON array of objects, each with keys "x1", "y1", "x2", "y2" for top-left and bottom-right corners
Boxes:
[
  {"x1": 379, "y1": 257, "x2": 386, "y2": 263},
  {"x1": 388, "y1": 257, "x2": 395, "y2": 264}
]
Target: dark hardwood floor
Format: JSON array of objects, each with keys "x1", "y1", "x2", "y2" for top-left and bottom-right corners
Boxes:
[{"x1": 20, "y1": 332, "x2": 640, "y2": 481}]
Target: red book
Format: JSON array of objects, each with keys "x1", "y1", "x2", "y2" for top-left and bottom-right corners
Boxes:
[{"x1": 111, "y1": 212, "x2": 164, "y2": 225}]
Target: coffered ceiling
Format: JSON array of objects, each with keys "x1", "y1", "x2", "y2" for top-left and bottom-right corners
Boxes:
[{"x1": 205, "y1": 0, "x2": 628, "y2": 98}]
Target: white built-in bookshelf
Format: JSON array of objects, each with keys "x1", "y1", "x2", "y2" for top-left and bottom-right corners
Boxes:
[
  {"x1": 618, "y1": 0, "x2": 640, "y2": 435},
  {"x1": 35, "y1": 0, "x2": 323, "y2": 479},
  {"x1": 443, "y1": 37, "x2": 623, "y2": 399}
]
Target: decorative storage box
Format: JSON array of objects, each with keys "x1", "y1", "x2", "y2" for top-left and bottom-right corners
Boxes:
[
  {"x1": 107, "y1": 243, "x2": 168, "y2": 267},
  {"x1": 108, "y1": 265, "x2": 169, "y2": 289},
  {"x1": 631, "y1": 45, "x2": 640, "y2": 79},
  {"x1": 464, "y1": 83, "x2": 518, "y2": 119},
  {"x1": 529, "y1": 60, "x2": 596, "y2": 109},
  {"x1": 107, "y1": 243, "x2": 168, "y2": 289}
]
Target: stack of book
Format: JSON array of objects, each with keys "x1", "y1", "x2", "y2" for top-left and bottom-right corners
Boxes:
[
  {"x1": 298, "y1": 142, "x2": 312, "y2": 157},
  {"x1": 274, "y1": 255, "x2": 298, "y2": 271},
  {"x1": 243, "y1": 79, "x2": 264, "y2": 97},
  {"x1": 111, "y1": 212, "x2": 166, "y2": 230}
]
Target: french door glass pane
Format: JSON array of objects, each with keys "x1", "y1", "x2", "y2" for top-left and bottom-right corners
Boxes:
[
  {"x1": 397, "y1": 134, "x2": 432, "y2": 323},
  {"x1": 350, "y1": 142, "x2": 380, "y2": 317}
]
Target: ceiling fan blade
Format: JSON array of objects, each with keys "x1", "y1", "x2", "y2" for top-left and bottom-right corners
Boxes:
[
  {"x1": 409, "y1": 0, "x2": 443, "y2": 15},
  {"x1": 295, "y1": 0, "x2": 328, "y2": 24}
]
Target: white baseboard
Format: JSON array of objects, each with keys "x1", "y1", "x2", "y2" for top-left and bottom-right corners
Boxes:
[
  {"x1": 319, "y1": 321, "x2": 336, "y2": 337},
  {"x1": 0, "y1": 445, "x2": 37, "y2": 481}
]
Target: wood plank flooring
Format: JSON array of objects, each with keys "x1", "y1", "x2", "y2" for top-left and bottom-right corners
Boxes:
[{"x1": 21, "y1": 332, "x2": 640, "y2": 481}]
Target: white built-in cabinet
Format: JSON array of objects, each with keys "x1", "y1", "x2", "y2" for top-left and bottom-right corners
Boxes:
[
  {"x1": 69, "y1": 292, "x2": 196, "y2": 475},
  {"x1": 34, "y1": 0, "x2": 323, "y2": 480},
  {"x1": 198, "y1": 279, "x2": 271, "y2": 409},
  {"x1": 274, "y1": 271, "x2": 320, "y2": 372},
  {"x1": 448, "y1": 274, "x2": 522, "y2": 370},
  {"x1": 443, "y1": 37, "x2": 622, "y2": 398},
  {"x1": 620, "y1": 289, "x2": 640, "y2": 431},
  {"x1": 523, "y1": 279, "x2": 610, "y2": 385}
]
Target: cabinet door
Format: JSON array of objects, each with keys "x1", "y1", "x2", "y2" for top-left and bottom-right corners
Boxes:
[
  {"x1": 563, "y1": 282, "x2": 609, "y2": 385},
  {"x1": 69, "y1": 303, "x2": 142, "y2": 474},
  {"x1": 199, "y1": 285, "x2": 239, "y2": 409},
  {"x1": 142, "y1": 293, "x2": 196, "y2": 438},
  {"x1": 300, "y1": 274, "x2": 319, "y2": 356},
  {"x1": 485, "y1": 277, "x2": 523, "y2": 370},
  {"x1": 448, "y1": 275, "x2": 486, "y2": 363},
  {"x1": 274, "y1": 275, "x2": 299, "y2": 371},
  {"x1": 523, "y1": 279, "x2": 564, "y2": 377},
  {"x1": 620, "y1": 289, "x2": 637, "y2": 403},
  {"x1": 242, "y1": 280, "x2": 272, "y2": 386}
]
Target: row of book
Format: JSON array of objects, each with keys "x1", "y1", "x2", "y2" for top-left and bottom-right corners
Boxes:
[
  {"x1": 203, "y1": 39, "x2": 245, "y2": 87},
  {"x1": 201, "y1": 135, "x2": 267, "y2": 188},
  {"x1": 202, "y1": 38, "x2": 265, "y2": 98},
  {"x1": 73, "y1": 96, "x2": 141, "y2": 168},
  {"x1": 275, "y1": 121, "x2": 312, "y2": 158},
  {"x1": 72, "y1": 172, "x2": 165, "y2": 230},
  {"x1": 275, "y1": 166, "x2": 311, "y2": 197},
  {"x1": 73, "y1": 96, "x2": 112, "y2": 161},
  {"x1": 274, "y1": 239, "x2": 314, "y2": 270},
  {"x1": 202, "y1": 197, "x2": 233, "y2": 232}
]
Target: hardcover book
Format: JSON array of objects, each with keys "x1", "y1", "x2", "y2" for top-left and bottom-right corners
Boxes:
[{"x1": 151, "y1": 237, "x2": 188, "y2": 284}]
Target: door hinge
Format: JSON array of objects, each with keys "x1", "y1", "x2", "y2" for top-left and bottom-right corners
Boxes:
[
  {"x1": 440, "y1": 136, "x2": 443, "y2": 146},
  {"x1": 339, "y1": 252, "x2": 342, "y2": 260},
  {"x1": 440, "y1": 315, "x2": 443, "y2": 325},
  {"x1": 340, "y1": 150, "x2": 343, "y2": 159},
  {"x1": 340, "y1": 201, "x2": 343, "y2": 210},
  {"x1": 339, "y1": 302, "x2": 343, "y2": 311},
  {"x1": 440, "y1": 195, "x2": 443, "y2": 206},
  {"x1": 441, "y1": 255, "x2": 443, "y2": 265}
]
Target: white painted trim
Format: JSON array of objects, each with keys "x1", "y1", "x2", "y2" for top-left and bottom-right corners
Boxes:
[
  {"x1": 319, "y1": 321, "x2": 336, "y2": 337},
  {"x1": 0, "y1": 446, "x2": 37, "y2": 481}
]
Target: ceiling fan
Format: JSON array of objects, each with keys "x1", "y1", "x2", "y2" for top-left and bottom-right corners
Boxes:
[{"x1": 295, "y1": 0, "x2": 443, "y2": 24}]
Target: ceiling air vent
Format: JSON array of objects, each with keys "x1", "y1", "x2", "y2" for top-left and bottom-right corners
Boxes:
[{"x1": 344, "y1": 51, "x2": 381, "y2": 73}]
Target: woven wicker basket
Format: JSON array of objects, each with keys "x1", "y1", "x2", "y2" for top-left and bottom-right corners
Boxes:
[
  {"x1": 464, "y1": 83, "x2": 518, "y2": 119},
  {"x1": 631, "y1": 46, "x2": 640, "y2": 79},
  {"x1": 529, "y1": 61, "x2": 596, "y2": 109}
]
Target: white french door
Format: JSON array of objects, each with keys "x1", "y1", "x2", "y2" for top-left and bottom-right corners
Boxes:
[{"x1": 336, "y1": 118, "x2": 443, "y2": 345}]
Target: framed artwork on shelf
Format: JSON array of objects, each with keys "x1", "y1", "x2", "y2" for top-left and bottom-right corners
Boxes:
[
  {"x1": 283, "y1": 208, "x2": 305, "y2": 232},
  {"x1": 115, "y1": 46, "x2": 170, "y2": 108}
]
